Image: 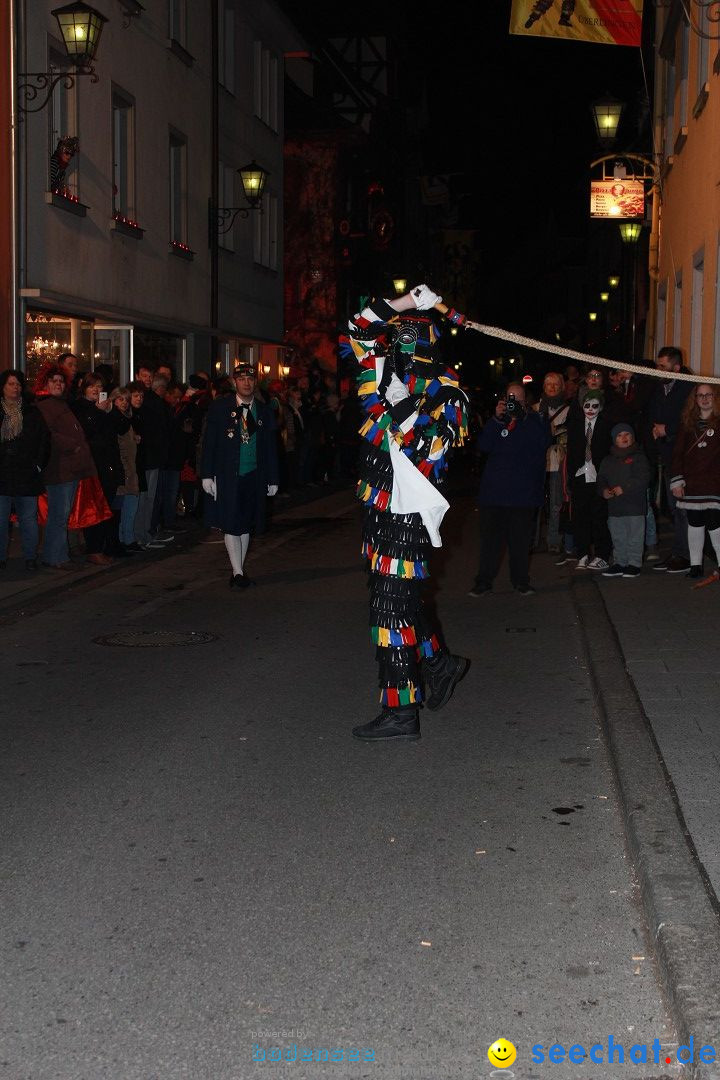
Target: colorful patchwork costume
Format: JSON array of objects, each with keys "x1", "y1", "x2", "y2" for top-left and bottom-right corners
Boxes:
[{"x1": 342, "y1": 285, "x2": 470, "y2": 741}]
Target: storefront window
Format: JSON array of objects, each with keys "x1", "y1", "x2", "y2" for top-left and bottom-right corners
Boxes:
[
  {"x1": 134, "y1": 328, "x2": 186, "y2": 382},
  {"x1": 25, "y1": 311, "x2": 93, "y2": 385}
]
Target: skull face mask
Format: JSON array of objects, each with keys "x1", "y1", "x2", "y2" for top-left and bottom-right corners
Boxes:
[{"x1": 582, "y1": 391, "x2": 603, "y2": 419}]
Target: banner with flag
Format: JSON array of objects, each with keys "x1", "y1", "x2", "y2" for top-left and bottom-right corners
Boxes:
[{"x1": 509, "y1": 0, "x2": 643, "y2": 46}]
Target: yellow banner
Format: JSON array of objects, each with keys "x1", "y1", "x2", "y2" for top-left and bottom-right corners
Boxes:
[{"x1": 509, "y1": 0, "x2": 643, "y2": 46}]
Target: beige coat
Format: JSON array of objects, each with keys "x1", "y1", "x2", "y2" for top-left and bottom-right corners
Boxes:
[{"x1": 116, "y1": 424, "x2": 139, "y2": 495}]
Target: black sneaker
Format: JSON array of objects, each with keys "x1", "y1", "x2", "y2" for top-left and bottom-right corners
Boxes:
[
  {"x1": 352, "y1": 707, "x2": 420, "y2": 741},
  {"x1": 468, "y1": 583, "x2": 492, "y2": 597},
  {"x1": 555, "y1": 552, "x2": 577, "y2": 566},
  {"x1": 602, "y1": 564, "x2": 624, "y2": 577},
  {"x1": 653, "y1": 557, "x2": 671, "y2": 571},
  {"x1": 666, "y1": 556, "x2": 691, "y2": 573},
  {"x1": 622, "y1": 566, "x2": 641, "y2": 578},
  {"x1": 515, "y1": 584, "x2": 536, "y2": 596},
  {"x1": 687, "y1": 565, "x2": 704, "y2": 579}
]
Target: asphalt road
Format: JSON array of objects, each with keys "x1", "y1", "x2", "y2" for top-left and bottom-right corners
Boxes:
[{"x1": 0, "y1": 486, "x2": 682, "y2": 1080}]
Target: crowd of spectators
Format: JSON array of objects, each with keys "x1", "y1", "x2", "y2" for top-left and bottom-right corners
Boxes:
[
  {"x1": 471, "y1": 346, "x2": 717, "y2": 592},
  {"x1": 0, "y1": 356, "x2": 362, "y2": 572}
]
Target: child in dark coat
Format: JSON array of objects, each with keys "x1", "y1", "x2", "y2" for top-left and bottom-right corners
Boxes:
[{"x1": 597, "y1": 422, "x2": 650, "y2": 578}]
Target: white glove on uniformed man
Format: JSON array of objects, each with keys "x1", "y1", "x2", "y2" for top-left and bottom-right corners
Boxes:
[
  {"x1": 411, "y1": 284, "x2": 442, "y2": 310},
  {"x1": 267, "y1": 485, "x2": 278, "y2": 496},
  {"x1": 202, "y1": 477, "x2": 217, "y2": 499}
]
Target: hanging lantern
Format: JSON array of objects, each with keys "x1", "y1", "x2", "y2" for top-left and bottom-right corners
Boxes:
[
  {"x1": 52, "y1": 3, "x2": 108, "y2": 66},
  {"x1": 238, "y1": 161, "x2": 269, "y2": 208}
]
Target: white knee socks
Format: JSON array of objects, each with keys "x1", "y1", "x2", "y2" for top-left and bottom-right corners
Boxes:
[
  {"x1": 224, "y1": 532, "x2": 249, "y2": 575},
  {"x1": 709, "y1": 527, "x2": 720, "y2": 564},
  {"x1": 688, "y1": 525, "x2": 705, "y2": 566}
]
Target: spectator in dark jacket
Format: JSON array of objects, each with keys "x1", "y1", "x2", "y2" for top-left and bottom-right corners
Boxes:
[
  {"x1": 34, "y1": 363, "x2": 96, "y2": 569},
  {"x1": 597, "y1": 423, "x2": 650, "y2": 578},
  {"x1": 71, "y1": 372, "x2": 129, "y2": 564},
  {"x1": 0, "y1": 369, "x2": 50, "y2": 570},
  {"x1": 648, "y1": 346, "x2": 695, "y2": 571},
  {"x1": 470, "y1": 382, "x2": 550, "y2": 596},
  {"x1": 133, "y1": 373, "x2": 171, "y2": 547}
]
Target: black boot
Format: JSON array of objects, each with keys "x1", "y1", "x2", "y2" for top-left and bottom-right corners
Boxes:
[
  {"x1": 424, "y1": 652, "x2": 469, "y2": 711},
  {"x1": 352, "y1": 707, "x2": 420, "y2": 742}
]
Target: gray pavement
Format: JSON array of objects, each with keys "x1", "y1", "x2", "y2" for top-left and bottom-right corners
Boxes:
[{"x1": 2, "y1": 483, "x2": 716, "y2": 1079}]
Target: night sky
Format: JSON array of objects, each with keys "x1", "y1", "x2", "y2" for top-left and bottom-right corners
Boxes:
[{"x1": 284, "y1": 1, "x2": 654, "y2": 375}]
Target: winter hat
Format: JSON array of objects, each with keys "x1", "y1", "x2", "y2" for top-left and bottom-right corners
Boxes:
[{"x1": 611, "y1": 422, "x2": 635, "y2": 440}]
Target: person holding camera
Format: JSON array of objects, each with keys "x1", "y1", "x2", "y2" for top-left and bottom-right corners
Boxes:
[{"x1": 470, "y1": 382, "x2": 550, "y2": 596}]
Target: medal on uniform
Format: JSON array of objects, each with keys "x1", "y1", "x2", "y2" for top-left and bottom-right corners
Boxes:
[
  {"x1": 708, "y1": 429, "x2": 715, "y2": 437},
  {"x1": 501, "y1": 428, "x2": 509, "y2": 438}
]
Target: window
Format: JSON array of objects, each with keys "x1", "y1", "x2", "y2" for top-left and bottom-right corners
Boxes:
[
  {"x1": 253, "y1": 41, "x2": 278, "y2": 130},
  {"x1": 677, "y1": 20, "x2": 690, "y2": 132},
  {"x1": 656, "y1": 280, "x2": 667, "y2": 355},
  {"x1": 673, "y1": 269, "x2": 683, "y2": 343},
  {"x1": 218, "y1": 161, "x2": 236, "y2": 252},
  {"x1": 696, "y1": 7, "x2": 710, "y2": 96},
  {"x1": 218, "y1": 0, "x2": 234, "y2": 92},
  {"x1": 169, "y1": 0, "x2": 187, "y2": 45},
  {"x1": 112, "y1": 89, "x2": 135, "y2": 218},
  {"x1": 690, "y1": 250, "x2": 704, "y2": 371},
  {"x1": 253, "y1": 192, "x2": 278, "y2": 270},
  {"x1": 48, "y1": 46, "x2": 77, "y2": 193},
  {"x1": 169, "y1": 132, "x2": 187, "y2": 243},
  {"x1": 663, "y1": 60, "x2": 675, "y2": 160}
]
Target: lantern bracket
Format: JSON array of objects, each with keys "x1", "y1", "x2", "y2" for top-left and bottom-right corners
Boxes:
[{"x1": 17, "y1": 65, "x2": 98, "y2": 115}]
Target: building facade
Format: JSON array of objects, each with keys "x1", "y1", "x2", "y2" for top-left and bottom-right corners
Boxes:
[
  {"x1": 654, "y1": 0, "x2": 720, "y2": 373},
  {"x1": 10, "y1": 0, "x2": 304, "y2": 386}
]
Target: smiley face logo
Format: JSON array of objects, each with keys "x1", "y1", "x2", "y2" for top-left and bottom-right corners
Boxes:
[{"x1": 488, "y1": 1039, "x2": 517, "y2": 1068}]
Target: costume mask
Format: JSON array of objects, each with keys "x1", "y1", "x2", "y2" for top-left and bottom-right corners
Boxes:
[
  {"x1": 389, "y1": 314, "x2": 442, "y2": 380},
  {"x1": 582, "y1": 399, "x2": 601, "y2": 419}
]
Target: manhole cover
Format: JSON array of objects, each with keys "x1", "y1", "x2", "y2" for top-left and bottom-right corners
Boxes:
[{"x1": 93, "y1": 630, "x2": 217, "y2": 648}]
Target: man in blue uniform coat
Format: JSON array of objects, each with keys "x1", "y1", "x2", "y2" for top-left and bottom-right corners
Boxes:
[{"x1": 201, "y1": 363, "x2": 278, "y2": 587}]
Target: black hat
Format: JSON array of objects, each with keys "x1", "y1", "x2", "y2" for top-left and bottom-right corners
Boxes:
[
  {"x1": 188, "y1": 374, "x2": 206, "y2": 390},
  {"x1": 233, "y1": 363, "x2": 255, "y2": 378}
]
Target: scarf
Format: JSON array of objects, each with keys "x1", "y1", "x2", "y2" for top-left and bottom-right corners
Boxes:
[{"x1": 1, "y1": 398, "x2": 22, "y2": 442}]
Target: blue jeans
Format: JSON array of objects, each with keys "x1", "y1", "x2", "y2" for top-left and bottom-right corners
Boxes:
[
  {"x1": 0, "y1": 494, "x2": 39, "y2": 560},
  {"x1": 115, "y1": 493, "x2": 139, "y2": 545},
  {"x1": 42, "y1": 480, "x2": 78, "y2": 565},
  {"x1": 134, "y1": 468, "x2": 159, "y2": 544}
]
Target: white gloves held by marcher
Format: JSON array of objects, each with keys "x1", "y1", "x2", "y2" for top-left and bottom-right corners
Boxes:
[
  {"x1": 384, "y1": 373, "x2": 410, "y2": 406},
  {"x1": 202, "y1": 477, "x2": 217, "y2": 499},
  {"x1": 267, "y1": 485, "x2": 278, "y2": 496},
  {"x1": 411, "y1": 284, "x2": 442, "y2": 310}
]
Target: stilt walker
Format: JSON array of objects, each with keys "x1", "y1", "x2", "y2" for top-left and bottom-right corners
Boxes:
[{"x1": 343, "y1": 283, "x2": 471, "y2": 741}]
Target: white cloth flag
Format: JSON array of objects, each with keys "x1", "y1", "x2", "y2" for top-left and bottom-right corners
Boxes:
[{"x1": 389, "y1": 439, "x2": 449, "y2": 548}]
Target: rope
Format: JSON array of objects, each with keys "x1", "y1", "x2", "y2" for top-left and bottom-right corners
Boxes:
[{"x1": 469, "y1": 323, "x2": 720, "y2": 385}]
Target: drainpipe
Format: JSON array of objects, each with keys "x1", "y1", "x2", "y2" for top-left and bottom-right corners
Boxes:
[{"x1": 210, "y1": 0, "x2": 219, "y2": 368}]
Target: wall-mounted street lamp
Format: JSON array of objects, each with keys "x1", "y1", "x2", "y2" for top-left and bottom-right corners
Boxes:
[
  {"x1": 619, "y1": 222, "x2": 642, "y2": 244},
  {"x1": 600, "y1": 291, "x2": 610, "y2": 302},
  {"x1": 608, "y1": 275, "x2": 620, "y2": 288},
  {"x1": 18, "y1": 3, "x2": 107, "y2": 114},
  {"x1": 591, "y1": 96, "x2": 624, "y2": 146},
  {"x1": 216, "y1": 161, "x2": 269, "y2": 233},
  {"x1": 392, "y1": 277, "x2": 408, "y2": 295},
  {"x1": 589, "y1": 312, "x2": 598, "y2": 322}
]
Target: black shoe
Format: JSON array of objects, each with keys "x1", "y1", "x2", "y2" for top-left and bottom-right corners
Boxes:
[
  {"x1": 666, "y1": 556, "x2": 691, "y2": 573},
  {"x1": 352, "y1": 707, "x2": 420, "y2": 741},
  {"x1": 424, "y1": 653, "x2": 470, "y2": 711},
  {"x1": 515, "y1": 584, "x2": 536, "y2": 596},
  {"x1": 622, "y1": 565, "x2": 641, "y2": 578},
  {"x1": 468, "y1": 583, "x2": 492, "y2": 597},
  {"x1": 229, "y1": 573, "x2": 253, "y2": 588},
  {"x1": 687, "y1": 565, "x2": 704, "y2": 579},
  {"x1": 602, "y1": 564, "x2": 624, "y2": 577},
  {"x1": 24, "y1": 559, "x2": 38, "y2": 571},
  {"x1": 125, "y1": 542, "x2": 143, "y2": 552}
]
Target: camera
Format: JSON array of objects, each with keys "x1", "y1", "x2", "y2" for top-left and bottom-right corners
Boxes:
[{"x1": 505, "y1": 392, "x2": 517, "y2": 415}]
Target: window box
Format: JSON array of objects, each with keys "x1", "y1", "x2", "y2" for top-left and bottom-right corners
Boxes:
[
  {"x1": 111, "y1": 212, "x2": 144, "y2": 239},
  {"x1": 674, "y1": 125, "x2": 688, "y2": 155},
  {"x1": 692, "y1": 82, "x2": 710, "y2": 118},
  {"x1": 167, "y1": 38, "x2": 194, "y2": 67},
  {"x1": 45, "y1": 190, "x2": 88, "y2": 217},
  {"x1": 169, "y1": 240, "x2": 194, "y2": 260}
]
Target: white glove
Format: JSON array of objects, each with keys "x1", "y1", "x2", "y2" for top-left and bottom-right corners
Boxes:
[
  {"x1": 202, "y1": 477, "x2": 217, "y2": 499},
  {"x1": 267, "y1": 484, "x2": 278, "y2": 496},
  {"x1": 384, "y1": 374, "x2": 410, "y2": 406},
  {"x1": 411, "y1": 283, "x2": 442, "y2": 310}
]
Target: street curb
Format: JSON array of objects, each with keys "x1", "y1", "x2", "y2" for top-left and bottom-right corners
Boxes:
[{"x1": 572, "y1": 575, "x2": 720, "y2": 1080}]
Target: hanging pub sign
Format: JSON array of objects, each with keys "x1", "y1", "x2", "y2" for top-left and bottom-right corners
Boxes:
[
  {"x1": 510, "y1": 0, "x2": 643, "y2": 47},
  {"x1": 590, "y1": 179, "x2": 645, "y2": 219}
]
